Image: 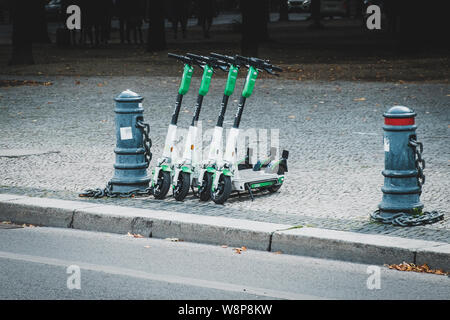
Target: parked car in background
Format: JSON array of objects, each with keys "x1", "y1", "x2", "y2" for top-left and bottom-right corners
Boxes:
[
  {"x1": 321, "y1": 0, "x2": 349, "y2": 18},
  {"x1": 301, "y1": 0, "x2": 311, "y2": 12},
  {"x1": 288, "y1": 0, "x2": 307, "y2": 13},
  {"x1": 45, "y1": 0, "x2": 62, "y2": 22}
]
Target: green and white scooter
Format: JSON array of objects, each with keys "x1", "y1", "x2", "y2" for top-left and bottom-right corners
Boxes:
[
  {"x1": 194, "y1": 53, "x2": 241, "y2": 201},
  {"x1": 151, "y1": 53, "x2": 199, "y2": 199},
  {"x1": 211, "y1": 55, "x2": 289, "y2": 204},
  {"x1": 171, "y1": 53, "x2": 228, "y2": 201}
]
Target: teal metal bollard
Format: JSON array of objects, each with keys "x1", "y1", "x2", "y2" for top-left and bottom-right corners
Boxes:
[
  {"x1": 378, "y1": 105, "x2": 423, "y2": 215},
  {"x1": 109, "y1": 89, "x2": 151, "y2": 193}
]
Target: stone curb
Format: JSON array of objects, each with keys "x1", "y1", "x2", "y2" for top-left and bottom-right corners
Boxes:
[{"x1": 0, "y1": 194, "x2": 448, "y2": 270}]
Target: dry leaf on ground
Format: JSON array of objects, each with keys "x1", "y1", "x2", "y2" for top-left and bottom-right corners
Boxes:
[
  {"x1": 127, "y1": 232, "x2": 144, "y2": 238},
  {"x1": 385, "y1": 262, "x2": 449, "y2": 276},
  {"x1": 165, "y1": 238, "x2": 182, "y2": 242}
]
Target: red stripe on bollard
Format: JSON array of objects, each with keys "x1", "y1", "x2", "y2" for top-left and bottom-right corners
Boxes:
[{"x1": 384, "y1": 118, "x2": 415, "y2": 126}]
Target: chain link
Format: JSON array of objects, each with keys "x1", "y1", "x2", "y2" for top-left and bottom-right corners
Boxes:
[
  {"x1": 371, "y1": 209, "x2": 444, "y2": 227},
  {"x1": 79, "y1": 119, "x2": 153, "y2": 199},
  {"x1": 79, "y1": 181, "x2": 153, "y2": 199},
  {"x1": 136, "y1": 119, "x2": 153, "y2": 168},
  {"x1": 409, "y1": 138, "x2": 425, "y2": 189}
]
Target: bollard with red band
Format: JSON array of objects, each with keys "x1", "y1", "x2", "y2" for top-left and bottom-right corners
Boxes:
[{"x1": 378, "y1": 105, "x2": 424, "y2": 216}]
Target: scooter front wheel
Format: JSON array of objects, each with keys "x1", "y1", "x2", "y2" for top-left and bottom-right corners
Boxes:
[
  {"x1": 199, "y1": 172, "x2": 213, "y2": 201},
  {"x1": 153, "y1": 171, "x2": 171, "y2": 199},
  {"x1": 211, "y1": 175, "x2": 232, "y2": 205},
  {"x1": 173, "y1": 172, "x2": 190, "y2": 201}
]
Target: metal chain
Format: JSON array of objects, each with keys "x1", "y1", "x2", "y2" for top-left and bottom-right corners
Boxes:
[
  {"x1": 409, "y1": 138, "x2": 425, "y2": 189},
  {"x1": 371, "y1": 209, "x2": 444, "y2": 227},
  {"x1": 136, "y1": 119, "x2": 153, "y2": 168},
  {"x1": 79, "y1": 181, "x2": 153, "y2": 199},
  {"x1": 79, "y1": 119, "x2": 153, "y2": 199}
]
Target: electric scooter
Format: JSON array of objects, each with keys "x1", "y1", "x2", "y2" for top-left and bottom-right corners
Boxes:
[
  {"x1": 151, "y1": 53, "x2": 198, "y2": 199},
  {"x1": 171, "y1": 53, "x2": 228, "y2": 201},
  {"x1": 194, "y1": 53, "x2": 241, "y2": 201},
  {"x1": 211, "y1": 55, "x2": 289, "y2": 204}
]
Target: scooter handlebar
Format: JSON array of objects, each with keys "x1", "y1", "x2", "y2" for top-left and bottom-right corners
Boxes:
[
  {"x1": 235, "y1": 55, "x2": 282, "y2": 75},
  {"x1": 209, "y1": 52, "x2": 240, "y2": 67},
  {"x1": 168, "y1": 53, "x2": 195, "y2": 66},
  {"x1": 186, "y1": 53, "x2": 228, "y2": 72}
]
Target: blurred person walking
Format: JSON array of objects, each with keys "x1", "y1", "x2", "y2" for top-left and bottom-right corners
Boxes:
[
  {"x1": 198, "y1": 0, "x2": 216, "y2": 38},
  {"x1": 127, "y1": 0, "x2": 145, "y2": 44},
  {"x1": 170, "y1": 0, "x2": 190, "y2": 39}
]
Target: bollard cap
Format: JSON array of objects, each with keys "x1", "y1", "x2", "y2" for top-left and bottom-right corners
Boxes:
[
  {"x1": 383, "y1": 105, "x2": 416, "y2": 118},
  {"x1": 114, "y1": 89, "x2": 144, "y2": 102},
  {"x1": 383, "y1": 106, "x2": 416, "y2": 126}
]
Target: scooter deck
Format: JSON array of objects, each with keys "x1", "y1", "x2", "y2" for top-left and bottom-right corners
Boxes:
[{"x1": 231, "y1": 169, "x2": 283, "y2": 192}]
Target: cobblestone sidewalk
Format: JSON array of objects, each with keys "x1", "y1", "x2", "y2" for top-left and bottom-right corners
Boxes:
[{"x1": 0, "y1": 76, "x2": 448, "y2": 243}]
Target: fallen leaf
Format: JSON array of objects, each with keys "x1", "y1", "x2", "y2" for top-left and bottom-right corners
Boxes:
[
  {"x1": 354, "y1": 97, "x2": 366, "y2": 101},
  {"x1": 144, "y1": 245, "x2": 151, "y2": 248},
  {"x1": 165, "y1": 237, "x2": 182, "y2": 242},
  {"x1": 386, "y1": 262, "x2": 449, "y2": 276},
  {"x1": 288, "y1": 115, "x2": 295, "y2": 119},
  {"x1": 127, "y1": 232, "x2": 144, "y2": 238},
  {"x1": 22, "y1": 223, "x2": 36, "y2": 228},
  {"x1": 241, "y1": 246, "x2": 247, "y2": 251},
  {"x1": 221, "y1": 245, "x2": 228, "y2": 248},
  {"x1": 273, "y1": 251, "x2": 282, "y2": 254}
]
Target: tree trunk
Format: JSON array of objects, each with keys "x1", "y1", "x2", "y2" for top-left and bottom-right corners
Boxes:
[
  {"x1": 9, "y1": 0, "x2": 34, "y2": 65},
  {"x1": 146, "y1": 0, "x2": 166, "y2": 52},
  {"x1": 310, "y1": 0, "x2": 323, "y2": 28},
  {"x1": 32, "y1": 0, "x2": 51, "y2": 43},
  {"x1": 240, "y1": 0, "x2": 268, "y2": 56},
  {"x1": 279, "y1": 0, "x2": 288, "y2": 21}
]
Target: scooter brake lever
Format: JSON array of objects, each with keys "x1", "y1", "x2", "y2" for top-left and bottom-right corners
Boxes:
[{"x1": 265, "y1": 68, "x2": 279, "y2": 76}]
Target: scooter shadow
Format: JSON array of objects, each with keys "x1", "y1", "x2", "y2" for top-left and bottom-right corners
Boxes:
[{"x1": 223, "y1": 188, "x2": 278, "y2": 204}]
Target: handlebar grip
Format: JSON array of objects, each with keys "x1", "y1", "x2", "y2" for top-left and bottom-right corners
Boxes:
[
  {"x1": 168, "y1": 53, "x2": 182, "y2": 59},
  {"x1": 210, "y1": 52, "x2": 235, "y2": 65},
  {"x1": 235, "y1": 54, "x2": 250, "y2": 63},
  {"x1": 271, "y1": 65, "x2": 283, "y2": 72},
  {"x1": 186, "y1": 53, "x2": 228, "y2": 71},
  {"x1": 168, "y1": 53, "x2": 194, "y2": 65},
  {"x1": 186, "y1": 53, "x2": 205, "y2": 62}
]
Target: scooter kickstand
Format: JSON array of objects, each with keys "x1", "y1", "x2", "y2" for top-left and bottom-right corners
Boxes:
[{"x1": 245, "y1": 183, "x2": 255, "y2": 201}]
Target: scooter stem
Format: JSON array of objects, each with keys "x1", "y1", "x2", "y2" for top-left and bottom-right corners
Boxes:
[
  {"x1": 171, "y1": 93, "x2": 183, "y2": 126},
  {"x1": 171, "y1": 63, "x2": 194, "y2": 126}
]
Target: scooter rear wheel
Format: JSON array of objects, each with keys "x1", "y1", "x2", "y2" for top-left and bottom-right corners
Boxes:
[
  {"x1": 153, "y1": 171, "x2": 171, "y2": 199},
  {"x1": 211, "y1": 175, "x2": 232, "y2": 204},
  {"x1": 199, "y1": 172, "x2": 213, "y2": 201},
  {"x1": 174, "y1": 172, "x2": 190, "y2": 201}
]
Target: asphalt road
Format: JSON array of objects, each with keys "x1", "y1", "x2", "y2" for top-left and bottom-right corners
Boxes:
[{"x1": 0, "y1": 226, "x2": 449, "y2": 300}]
